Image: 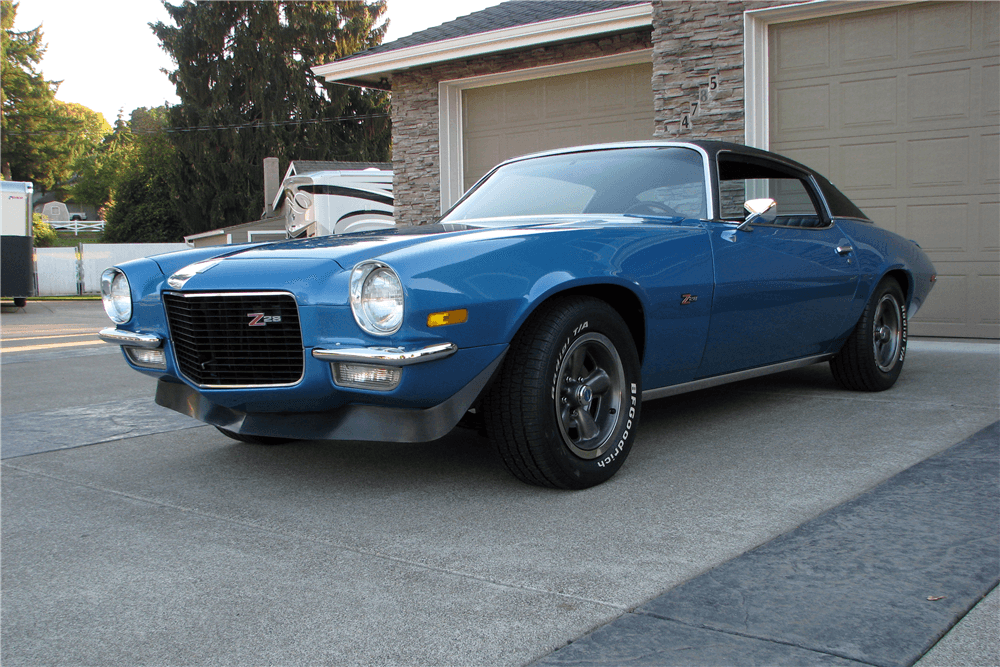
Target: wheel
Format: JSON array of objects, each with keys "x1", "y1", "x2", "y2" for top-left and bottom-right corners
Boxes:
[
  {"x1": 214, "y1": 426, "x2": 296, "y2": 445},
  {"x1": 830, "y1": 277, "x2": 907, "y2": 392},
  {"x1": 13, "y1": 298, "x2": 26, "y2": 308},
  {"x1": 483, "y1": 296, "x2": 641, "y2": 489}
]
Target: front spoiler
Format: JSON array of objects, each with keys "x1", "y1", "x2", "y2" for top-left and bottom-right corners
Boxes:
[{"x1": 155, "y1": 348, "x2": 506, "y2": 443}]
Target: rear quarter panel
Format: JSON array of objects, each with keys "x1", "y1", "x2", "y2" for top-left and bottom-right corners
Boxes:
[{"x1": 837, "y1": 219, "x2": 937, "y2": 321}]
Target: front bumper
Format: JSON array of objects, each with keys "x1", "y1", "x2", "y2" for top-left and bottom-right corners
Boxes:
[
  {"x1": 98, "y1": 327, "x2": 163, "y2": 348},
  {"x1": 154, "y1": 348, "x2": 506, "y2": 443},
  {"x1": 311, "y1": 342, "x2": 457, "y2": 366}
]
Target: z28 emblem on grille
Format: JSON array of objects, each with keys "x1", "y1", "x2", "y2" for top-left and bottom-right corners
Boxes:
[{"x1": 247, "y1": 313, "x2": 282, "y2": 326}]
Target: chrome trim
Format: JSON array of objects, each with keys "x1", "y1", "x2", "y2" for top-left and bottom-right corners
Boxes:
[
  {"x1": 806, "y1": 175, "x2": 835, "y2": 222},
  {"x1": 312, "y1": 342, "x2": 458, "y2": 367},
  {"x1": 836, "y1": 245, "x2": 854, "y2": 256},
  {"x1": 349, "y1": 260, "x2": 404, "y2": 336},
  {"x1": 98, "y1": 327, "x2": 163, "y2": 349},
  {"x1": 641, "y1": 354, "x2": 834, "y2": 402},
  {"x1": 191, "y1": 379, "x2": 304, "y2": 390},
  {"x1": 163, "y1": 290, "x2": 294, "y2": 298},
  {"x1": 454, "y1": 142, "x2": 716, "y2": 221}
]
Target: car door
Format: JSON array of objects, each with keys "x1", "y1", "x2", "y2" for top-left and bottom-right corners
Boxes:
[{"x1": 697, "y1": 154, "x2": 860, "y2": 378}]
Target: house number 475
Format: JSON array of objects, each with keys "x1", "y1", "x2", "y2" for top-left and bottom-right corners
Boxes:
[{"x1": 681, "y1": 75, "x2": 719, "y2": 133}]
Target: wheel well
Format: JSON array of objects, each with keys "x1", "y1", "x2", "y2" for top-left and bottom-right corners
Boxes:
[
  {"x1": 884, "y1": 269, "x2": 911, "y2": 304},
  {"x1": 536, "y1": 285, "x2": 646, "y2": 363}
]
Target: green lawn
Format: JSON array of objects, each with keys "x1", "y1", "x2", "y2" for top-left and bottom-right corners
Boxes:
[{"x1": 44, "y1": 232, "x2": 104, "y2": 248}]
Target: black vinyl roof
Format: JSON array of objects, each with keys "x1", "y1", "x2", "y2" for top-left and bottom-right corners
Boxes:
[{"x1": 340, "y1": 1, "x2": 647, "y2": 62}]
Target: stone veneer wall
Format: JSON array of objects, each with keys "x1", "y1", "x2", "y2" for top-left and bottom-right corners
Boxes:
[
  {"x1": 390, "y1": 30, "x2": 652, "y2": 226},
  {"x1": 650, "y1": 0, "x2": 788, "y2": 141}
]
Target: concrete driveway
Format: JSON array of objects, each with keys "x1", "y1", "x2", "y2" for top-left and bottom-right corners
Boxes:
[{"x1": 1, "y1": 301, "x2": 997, "y2": 666}]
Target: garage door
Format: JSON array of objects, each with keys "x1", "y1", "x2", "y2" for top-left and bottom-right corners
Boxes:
[
  {"x1": 462, "y1": 62, "x2": 654, "y2": 191},
  {"x1": 769, "y1": 2, "x2": 999, "y2": 338}
]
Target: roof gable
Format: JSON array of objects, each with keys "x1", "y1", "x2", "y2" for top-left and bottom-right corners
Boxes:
[{"x1": 314, "y1": 1, "x2": 651, "y2": 87}]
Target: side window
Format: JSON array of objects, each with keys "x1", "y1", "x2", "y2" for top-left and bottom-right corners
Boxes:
[{"x1": 717, "y1": 155, "x2": 824, "y2": 225}]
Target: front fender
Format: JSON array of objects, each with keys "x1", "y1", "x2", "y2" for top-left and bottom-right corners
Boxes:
[{"x1": 383, "y1": 221, "x2": 715, "y2": 388}]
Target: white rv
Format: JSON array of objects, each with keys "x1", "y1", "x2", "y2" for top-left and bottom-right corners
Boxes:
[
  {"x1": 274, "y1": 163, "x2": 394, "y2": 238},
  {"x1": 184, "y1": 162, "x2": 395, "y2": 248}
]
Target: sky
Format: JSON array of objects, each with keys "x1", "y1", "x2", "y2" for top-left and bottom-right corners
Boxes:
[{"x1": 12, "y1": 0, "x2": 501, "y2": 124}]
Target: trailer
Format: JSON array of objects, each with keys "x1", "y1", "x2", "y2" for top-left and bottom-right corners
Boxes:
[
  {"x1": 184, "y1": 163, "x2": 394, "y2": 248},
  {"x1": 1, "y1": 181, "x2": 35, "y2": 307}
]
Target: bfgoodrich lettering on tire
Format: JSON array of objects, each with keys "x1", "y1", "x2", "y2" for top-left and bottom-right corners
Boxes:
[
  {"x1": 483, "y1": 296, "x2": 641, "y2": 489},
  {"x1": 830, "y1": 277, "x2": 907, "y2": 392}
]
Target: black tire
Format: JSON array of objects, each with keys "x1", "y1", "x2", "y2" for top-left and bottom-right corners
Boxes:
[
  {"x1": 483, "y1": 296, "x2": 641, "y2": 489},
  {"x1": 214, "y1": 426, "x2": 296, "y2": 445},
  {"x1": 830, "y1": 277, "x2": 907, "y2": 392},
  {"x1": 12, "y1": 298, "x2": 26, "y2": 308}
]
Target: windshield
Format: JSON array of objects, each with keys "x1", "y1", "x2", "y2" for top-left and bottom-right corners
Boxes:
[{"x1": 443, "y1": 146, "x2": 708, "y2": 222}]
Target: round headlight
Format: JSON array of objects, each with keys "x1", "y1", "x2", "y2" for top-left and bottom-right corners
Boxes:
[
  {"x1": 101, "y1": 268, "x2": 132, "y2": 324},
  {"x1": 350, "y1": 261, "x2": 403, "y2": 335}
]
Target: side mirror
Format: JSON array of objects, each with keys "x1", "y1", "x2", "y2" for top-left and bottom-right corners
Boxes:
[{"x1": 737, "y1": 198, "x2": 776, "y2": 232}]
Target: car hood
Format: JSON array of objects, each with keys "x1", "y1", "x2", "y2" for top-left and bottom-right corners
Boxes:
[
  {"x1": 213, "y1": 215, "x2": 676, "y2": 269},
  {"x1": 145, "y1": 213, "x2": 706, "y2": 313}
]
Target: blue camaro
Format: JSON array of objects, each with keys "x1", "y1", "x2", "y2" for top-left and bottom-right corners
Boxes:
[{"x1": 99, "y1": 141, "x2": 936, "y2": 489}]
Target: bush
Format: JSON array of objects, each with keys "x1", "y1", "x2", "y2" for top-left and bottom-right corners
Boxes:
[{"x1": 32, "y1": 213, "x2": 58, "y2": 247}]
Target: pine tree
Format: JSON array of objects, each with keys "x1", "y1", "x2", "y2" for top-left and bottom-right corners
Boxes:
[
  {"x1": 152, "y1": 1, "x2": 391, "y2": 232},
  {"x1": 101, "y1": 108, "x2": 186, "y2": 243}
]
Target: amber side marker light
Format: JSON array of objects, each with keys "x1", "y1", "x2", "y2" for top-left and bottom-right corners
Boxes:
[
  {"x1": 428, "y1": 309, "x2": 468, "y2": 327},
  {"x1": 930, "y1": 274, "x2": 937, "y2": 283}
]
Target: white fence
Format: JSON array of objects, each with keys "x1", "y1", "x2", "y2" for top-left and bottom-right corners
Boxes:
[
  {"x1": 48, "y1": 220, "x2": 106, "y2": 235},
  {"x1": 35, "y1": 243, "x2": 188, "y2": 296},
  {"x1": 34, "y1": 247, "x2": 78, "y2": 296}
]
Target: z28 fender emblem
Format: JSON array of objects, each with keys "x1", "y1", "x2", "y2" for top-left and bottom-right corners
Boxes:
[
  {"x1": 247, "y1": 313, "x2": 282, "y2": 326},
  {"x1": 680, "y1": 294, "x2": 698, "y2": 305}
]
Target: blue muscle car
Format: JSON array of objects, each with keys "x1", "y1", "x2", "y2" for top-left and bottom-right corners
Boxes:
[{"x1": 99, "y1": 141, "x2": 936, "y2": 489}]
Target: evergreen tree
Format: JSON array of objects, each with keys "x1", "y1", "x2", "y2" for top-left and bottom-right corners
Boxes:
[
  {"x1": 101, "y1": 108, "x2": 186, "y2": 243},
  {"x1": 153, "y1": 1, "x2": 391, "y2": 232}
]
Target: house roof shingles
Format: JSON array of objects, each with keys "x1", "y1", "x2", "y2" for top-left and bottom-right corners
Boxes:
[{"x1": 341, "y1": 0, "x2": 648, "y2": 62}]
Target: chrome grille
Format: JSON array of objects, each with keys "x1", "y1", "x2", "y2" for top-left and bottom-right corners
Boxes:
[{"x1": 162, "y1": 292, "x2": 303, "y2": 387}]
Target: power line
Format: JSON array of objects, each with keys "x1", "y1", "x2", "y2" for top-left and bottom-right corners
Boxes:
[
  {"x1": 2, "y1": 112, "x2": 390, "y2": 137},
  {"x1": 145, "y1": 112, "x2": 390, "y2": 134}
]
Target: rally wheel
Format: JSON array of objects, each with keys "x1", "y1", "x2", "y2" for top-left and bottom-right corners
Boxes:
[
  {"x1": 830, "y1": 277, "x2": 907, "y2": 392},
  {"x1": 484, "y1": 296, "x2": 641, "y2": 489}
]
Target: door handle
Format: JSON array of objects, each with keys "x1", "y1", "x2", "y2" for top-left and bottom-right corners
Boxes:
[{"x1": 836, "y1": 245, "x2": 853, "y2": 256}]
